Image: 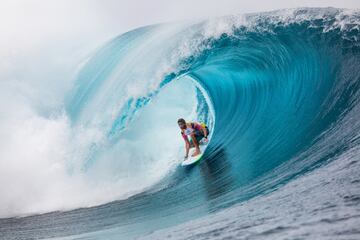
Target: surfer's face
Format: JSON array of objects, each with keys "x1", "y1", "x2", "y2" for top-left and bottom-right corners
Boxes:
[{"x1": 178, "y1": 122, "x2": 186, "y2": 129}]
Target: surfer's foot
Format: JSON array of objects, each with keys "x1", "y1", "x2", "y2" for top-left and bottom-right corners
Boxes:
[{"x1": 192, "y1": 150, "x2": 201, "y2": 157}]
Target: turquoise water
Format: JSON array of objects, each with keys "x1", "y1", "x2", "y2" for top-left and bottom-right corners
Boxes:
[{"x1": 1, "y1": 7, "x2": 360, "y2": 240}]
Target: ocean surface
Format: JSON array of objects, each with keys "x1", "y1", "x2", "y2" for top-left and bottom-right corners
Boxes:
[{"x1": 1, "y1": 7, "x2": 360, "y2": 240}]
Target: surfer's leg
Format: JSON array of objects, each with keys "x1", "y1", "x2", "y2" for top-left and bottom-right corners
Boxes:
[
  {"x1": 194, "y1": 129, "x2": 204, "y2": 144},
  {"x1": 190, "y1": 133, "x2": 201, "y2": 156},
  {"x1": 189, "y1": 140, "x2": 195, "y2": 148}
]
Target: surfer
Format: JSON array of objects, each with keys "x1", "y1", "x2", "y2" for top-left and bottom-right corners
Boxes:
[{"x1": 177, "y1": 118, "x2": 209, "y2": 159}]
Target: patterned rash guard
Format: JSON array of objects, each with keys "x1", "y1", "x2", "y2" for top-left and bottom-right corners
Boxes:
[{"x1": 181, "y1": 122, "x2": 203, "y2": 141}]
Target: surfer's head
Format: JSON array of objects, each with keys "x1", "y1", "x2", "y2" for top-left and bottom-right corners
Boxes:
[{"x1": 177, "y1": 118, "x2": 186, "y2": 129}]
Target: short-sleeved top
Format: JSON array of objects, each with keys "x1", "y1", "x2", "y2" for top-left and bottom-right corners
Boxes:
[{"x1": 181, "y1": 122, "x2": 203, "y2": 141}]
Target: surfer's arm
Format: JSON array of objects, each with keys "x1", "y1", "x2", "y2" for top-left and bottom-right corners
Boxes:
[
  {"x1": 194, "y1": 123, "x2": 207, "y2": 138},
  {"x1": 185, "y1": 140, "x2": 190, "y2": 158},
  {"x1": 182, "y1": 133, "x2": 190, "y2": 158},
  {"x1": 201, "y1": 126, "x2": 208, "y2": 138}
]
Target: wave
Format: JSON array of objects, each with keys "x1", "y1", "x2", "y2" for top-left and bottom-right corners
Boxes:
[{"x1": 0, "y1": 7, "x2": 359, "y2": 240}]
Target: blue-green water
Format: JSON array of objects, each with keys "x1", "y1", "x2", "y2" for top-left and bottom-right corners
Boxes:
[{"x1": 1, "y1": 7, "x2": 360, "y2": 240}]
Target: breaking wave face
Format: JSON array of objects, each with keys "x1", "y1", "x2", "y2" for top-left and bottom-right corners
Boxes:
[{"x1": 1, "y1": 7, "x2": 360, "y2": 240}]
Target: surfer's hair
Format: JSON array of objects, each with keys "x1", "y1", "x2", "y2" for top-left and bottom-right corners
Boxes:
[{"x1": 177, "y1": 118, "x2": 186, "y2": 124}]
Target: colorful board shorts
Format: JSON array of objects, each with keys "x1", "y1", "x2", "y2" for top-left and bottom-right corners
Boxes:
[{"x1": 190, "y1": 126, "x2": 209, "y2": 146}]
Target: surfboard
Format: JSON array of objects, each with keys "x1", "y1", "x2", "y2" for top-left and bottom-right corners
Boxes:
[{"x1": 181, "y1": 144, "x2": 206, "y2": 166}]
